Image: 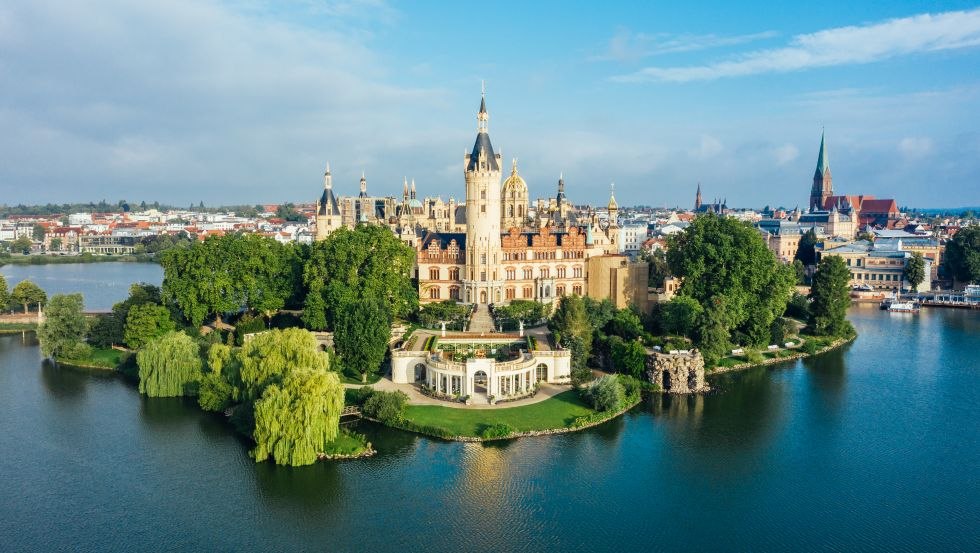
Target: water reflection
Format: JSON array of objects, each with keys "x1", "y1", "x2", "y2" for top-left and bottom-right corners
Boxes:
[
  {"x1": 140, "y1": 396, "x2": 199, "y2": 426},
  {"x1": 40, "y1": 359, "x2": 88, "y2": 400},
  {"x1": 254, "y1": 460, "x2": 342, "y2": 513}
]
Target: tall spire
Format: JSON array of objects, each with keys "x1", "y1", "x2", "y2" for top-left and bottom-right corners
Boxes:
[
  {"x1": 403, "y1": 177, "x2": 409, "y2": 200},
  {"x1": 608, "y1": 182, "x2": 618, "y2": 211},
  {"x1": 815, "y1": 128, "x2": 830, "y2": 179},
  {"x1": 410, "y1": 178, "x2": 416, "y2": 200},
  {"x1": 324, "y1": 162, "x2": 332, "y2": 190},
  {"x1": 810, "y1": 129, "x2": 833, "y2": 211},
  {"x1": 477, "y1": 81, "x2": 489, "y2": 134},
  {"x1": 695, "y1": 182, "x2": 702, "y2": 210}
]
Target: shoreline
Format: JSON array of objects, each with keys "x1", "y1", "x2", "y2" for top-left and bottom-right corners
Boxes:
[
  {"x1": 366, "y1": 395, "x2": 644, "y2": 443},
  {"x1": 0, "y1": 255, "x2": 158, "y2": 267},
  {"x1": 707, "y1": 335, "x2": 857, "y2": 377}
]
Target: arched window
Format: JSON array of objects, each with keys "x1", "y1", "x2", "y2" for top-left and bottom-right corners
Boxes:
[
  {"x1": 429, "y1": 267, "x2": 440, "y2": 280},
  {"x1": 523, "y1": 267, "x2": 533, "y2": 279},
  {"x1": 508, "y1": 206, "x2": 514, "y2": 217},
  {"x1": 540, "y1": 267, "x2": 550, "y2": 279},
  {"x1": 449, "y1": 286, "x2": 460, "y2": 300},
  {"x1": 449, "y1": 267, "x2": 460, "y2": 280},
  {"x1": 573, "y1": 285, "x2": 582, "y2": 295},
  {"x1": 523, "y1": 287, "x2": 533, "y2": 298},
  {"x1": 573, "y1": 267, "x2": 583, "y2": 278},
  {"x1": 506, "y1": 287, "x2": 515, "y2": 299},
  {"x1": 429, "y1": 287, "x2": 441, "y2": 299},
  {"x1": 557, "y1": 266, "x2": 566, "y2": 278},
  {"x1": 556, "y1": 285, "x2": 565, "y2": 296}
]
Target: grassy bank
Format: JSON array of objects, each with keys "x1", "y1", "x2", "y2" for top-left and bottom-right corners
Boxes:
[
  {"x1": 405, "y1": 390, "x2": 614, "y2": 438},
  {"x1": 0, "y1": 322, "x2": 38, "y2": 333},
  {"x1": 708, "y1": 334, "x2": 856, "y2": 376},
  {"x1": 57, "y1": 347, "x2": 129, "y2": 370},
  {"x1": 0, "y1": 254, "x2": 157, "y2": 266}
]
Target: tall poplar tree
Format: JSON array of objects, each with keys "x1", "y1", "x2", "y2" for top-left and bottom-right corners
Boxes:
[{"x1": 808, "y1": 256, "x2": 853, "y2": 337}]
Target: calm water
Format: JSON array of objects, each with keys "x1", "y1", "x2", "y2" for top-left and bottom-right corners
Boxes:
[
  {"x1": 0, "y1": 268, "x2": 978, "y2": 552},
  {"x1": 1, "y1": 262, "x2": 162, "y2": 311}
]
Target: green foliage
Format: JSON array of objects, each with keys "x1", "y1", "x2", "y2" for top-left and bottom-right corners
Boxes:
[
  {"x1": 808, "y1": 256, "x2": 854, "y2": 337},
  {"x1": 362, "y1": 390, "x2": 409, "y2": 424},
  {"x1": 693, "y1": 296, "x2": 731, "y2": 367},
  {"x1": 582, "y1": 297, "x2": 617, "y2": 333},
  {"x1": 666, "y1": 212, "x2": 796, "y2": 347},
  {"x1": 793, "y1": 259, "x2": 807, "y2": 284},
  {"x1": 903, "y1": 252, "x2": 926, "y2": 292},
  {"x1": 480, "y1": 423, "x2": 516, "y2": 439},
  {"x1": 745, "y1": 349, "x2": 765, "y2": 364},
  {"x1": 252, "y1": 368, "x2": 344, "y2": 466},
  {"x1": 237, "y1": 327, "x2": 330, "y2": 402},
  {"x1": 234, "y1": 313, "x2": 267, "y2": 346},
  {"x1": 944, "y1": 226, "x2": 980, "y2": 283},
  {"x1": 11, "y1": 279, "x2": 46, "y2": 312},
  {"x1": 662, "y1": 295, "x2": 703, "y2": 336},
  {"x1": 609, "y1": 336, "x2": 648, "y2": 378},
  {"x1": 302, "y1": 225, "x2": 417, "y2": 330},
  {"x1": 333, "y1": 298, "x2": 392, "y2": 381},
  {"x1": 795, "y1": 228, "x2": 819, "y2": 266},
  {"x1": 550, "y1": 295, "x2": 592, "y2": 381},
  {"x1": 642, "y1": 248, "x2": 670, "y2": 288},
  {"x1": 344, "y1": 386, "x2": 375, "y2": 407},
  {"x1": 770, "y1": 317, "x2": 795, "y2": 345},
  {"x1": 38, "y1": 293, "x2": 88, "y2": 359},
  {"x1": 0, "y1": 275, "x2": 10, "y2": 311},
  {"x1": 604, "y1": 308, "x2": 644, "y2": 340},
  {"x1": 136, "y1": 331, "x2": 203, "y2": 397},
  {"x1": 12, "y1": 235, "x2": 33, "y2": 253},
  {"x1": 161, "y1": 234, "x2": 297, "y2": 327},
  {"x1": 785, "y1": 292, "x2": 811, "y2": 320},
  {"x1": 90, "y1": 283, "x2": 166, "y2": 347},
  {"x1": 492, "y1": 300, "x2": 549, "y2": 330},
  {"x1": 123, "y1": 303, "x2": 176, "y2": 349},
  {"x1": 197, "y1": 372, "x2": 234, "y2": 412},
  {"x1": 582, "y1": 375, "x2": 625, "y2": 412},
  {"x1": 86, "y1": 314, "x2": 119, "y2": 348},
  {"x1": 418, "y1": 300, "x2": 470, "y2": 330}
]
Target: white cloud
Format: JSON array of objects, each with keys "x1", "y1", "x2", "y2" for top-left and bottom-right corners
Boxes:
[
  {"x1": 898, "y1": 137, "x2": 934, "y2": 158},
  {"x1": 773, "y1": 143, "x2": 799, "y2": 165},
  {"x1": 689, "y1": 135, "x2": 723, "y2": 160},
  {"x1": 591, "y1": 28, "x2": 777, "y2": 62},
  {"x1": 614, "y1": 9, "x2": 980, "y2": 82}
]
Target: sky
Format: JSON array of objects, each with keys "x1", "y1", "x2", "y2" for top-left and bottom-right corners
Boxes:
[{"x1": 2, "y1": 0, "x2": 980, "y2": 209}]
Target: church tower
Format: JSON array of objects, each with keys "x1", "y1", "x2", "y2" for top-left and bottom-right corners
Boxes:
[
  {"x1": 463, "y1": 90, "x2": 503, "y2": 305},
  {"x1": 695, "y1": 182, "x2": 702, "y2": 210},
  {"x1": 810, "y1": 130, "x2": 833, "y2": 211},
  {"x1": 315, "y1": 162, "x2": 341, "y2": 240}
]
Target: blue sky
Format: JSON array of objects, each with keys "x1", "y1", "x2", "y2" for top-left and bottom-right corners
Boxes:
[{"x1": 2, "y1": 1, "x2": 979, "y2": 209}]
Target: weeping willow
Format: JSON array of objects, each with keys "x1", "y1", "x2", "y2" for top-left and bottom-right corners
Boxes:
[
  {"x1": 252, "y1": 369, "x2": 344, "y2": 466},
  {"x1": 238, "y1": 328, "x2": 330, "y2": 401},
  {"x1": 137, "y1": 331, "x2": 203, "y2": 397}
]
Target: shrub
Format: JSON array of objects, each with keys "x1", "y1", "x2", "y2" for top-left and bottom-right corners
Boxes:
[
  {"x1": 801, "y1": 339, "x2": 820, "y2": 355},
  {"x1": 344, "y1": 386, "x2": 375, "y2": 407},
  {"x1": 745, "y1": 349, "x2": 765, "y2": 364},
  {"x1": 480, "y1": 423, "x2": 515, "y2": 439},
  {"x1": 362, "y1": 390, "x2": 409, "y2": 424},
  {"x1": 583, "y1": 375, "x2": 625, "y2": 412},
  {"x1": 234, "y1": 314, "x2": 267, "y2": 346}
]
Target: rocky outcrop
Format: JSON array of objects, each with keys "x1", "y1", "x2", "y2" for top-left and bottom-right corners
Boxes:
[{"x1": 646, "y1": 350, "x2": 709, "y2": 394}]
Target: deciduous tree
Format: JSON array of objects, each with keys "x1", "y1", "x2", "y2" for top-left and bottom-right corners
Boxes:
[
  {"x1": 11, "y1": 280, "x2": 46, "y2": 313},
  {"x1": 136, "y1": 331, "x2": 203, "y2": 397},
  {"x1": 333, "y1": 299, "x2": 392, "y2": 382},
  {"x1": 38, "y1": 293, "x2": 88, "y2": 360},
  {"x1": 808, "y1": 256, "x2": 854, "y2": 337},
  {"x1": 124, "y1": 303, "x2": 176, "y2": 349},
  {"x1": 944, "y1": 226, "x2": 980, "y2": 284},
  {"x1": 903, "y1": 252, "x2": 926, "y2": 292}
]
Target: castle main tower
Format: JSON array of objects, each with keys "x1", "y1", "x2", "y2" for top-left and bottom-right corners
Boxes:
[
  {"x1": 809, "y1": 130, "x2": 833, "y2": 211},
  {"x1": 463, "y1": 92, "x2": 503, "y2": 305}
]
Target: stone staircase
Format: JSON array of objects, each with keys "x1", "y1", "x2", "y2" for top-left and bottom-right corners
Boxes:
[{"x1": 468, "y1": 305, "x2": 496, "y2": 333}]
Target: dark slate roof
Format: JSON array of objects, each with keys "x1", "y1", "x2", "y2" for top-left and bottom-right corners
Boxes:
[
  {"x1": 420, "y1": 230, "x2": 466, "y2": 251},
  {"x1": 467, "y1": 132, "x2": 499, "y2": 172},
  {"x1": 454, "y1": 205, "x2": 467, "y2": 225},
  {"x1": 318, "y1": 187, "x2": 339, "y2": 216}
]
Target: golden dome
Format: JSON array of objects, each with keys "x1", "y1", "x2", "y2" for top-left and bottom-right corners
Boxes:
[{"x1": 502, "y1": 158, "x2": 528, "y2": 196}]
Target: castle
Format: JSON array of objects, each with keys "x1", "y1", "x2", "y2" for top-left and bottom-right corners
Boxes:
[{"x1": 315, "y1": 93, "x2": 648, "y2": 310}]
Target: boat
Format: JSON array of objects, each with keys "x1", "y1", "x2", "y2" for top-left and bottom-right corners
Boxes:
[{"x1": 887, "y1": 301, "x2": 920, "y2": 313}]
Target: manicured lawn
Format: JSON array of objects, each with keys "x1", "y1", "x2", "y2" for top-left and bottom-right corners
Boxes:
[
  {"x1": 59, "y1": 347, "x2": 129, "y2": 369},
  {"x1": 402, "y1": 390, "x2": 596, "y2": 437},
  {"x1": 340, "y1": 372, "x2": 383, "y2": 385}
]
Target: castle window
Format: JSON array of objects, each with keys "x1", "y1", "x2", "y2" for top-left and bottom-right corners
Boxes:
[
  {"x1": 557, "y1": 266, "x2": 566, "y2": 278},
  {"x1": 481, "y1": 271, "x2": 487, "y2": 281},
  {"x1": 429, "y1": 267, "x2": 440, "y2": 280},
  {"x1": 523, "y1": 287, "x2": 532, "y2": 298},
  {"x1": 540, "y1": 268, "x2": 550, "y2": 279},
  {"x1": 573, "y1": 285, "x2": 582, "y2": 295},
  {"x1": 481, "y1": 190, "x2": 486, "y2": 200},
  {"x1": 506, "y1": 288, "x2": 515, "y2": 300},
  {"x1": 449, "y1": 286, "x2": 460, "y2": 300},
  {"x1": 523, "y1": 268, "x2": 533, "y2": 280},
  {"x1": 573, "y1": 267, "x2": 583, "y2": 278},
  {"x1": 481, "y1": 253, "x2": 487, "y2": 265},
  {"x1": 449, "y1": 267, "x2": 459, "y2": 280},
  {"x1": 556, "y1": 285, "x2": 565, "y2": 296},
  {"x1": 429, "y1": 287, "x2": 441, "y2": 299},
  {"x1": 506, "y1": 268, "x2": 515, "y2": 280}
]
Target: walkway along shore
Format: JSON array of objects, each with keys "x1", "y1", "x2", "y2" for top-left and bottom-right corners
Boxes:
[{"x1": 706, "y1": 335, "x2": 857, "y2": 377}]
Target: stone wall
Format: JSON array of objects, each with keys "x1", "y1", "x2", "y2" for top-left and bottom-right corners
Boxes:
[{"x1": 646, "y1": 350, "x2": 709, "y2": 394}]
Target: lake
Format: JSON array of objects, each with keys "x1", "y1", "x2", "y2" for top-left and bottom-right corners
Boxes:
[
  {"x1": 0, "y1": 265, "x2": 977, "y2": 552},
  {"x1": 1, "y1": 262, "x2": 163, "y2": 311}
]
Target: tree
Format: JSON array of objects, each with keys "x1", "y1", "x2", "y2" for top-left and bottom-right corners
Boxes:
[
  {"x1": 252, "y1": 368, "x2": 344, "y2": 466},
  {"x1": 334, "y1": 299, "x2": 392, "y2": 382},
  {"x1": 550, "y1": 295, "x2": 592, "y2": 384},
  {"x1": 38, "y1": 293, "x2": 88, "y2": 360},
  {"x1": 13, "y1": 234, "x2": 33, "y2": 253},
  {"x1": 604, "y1": 308, "x2": 644, "y2": 341},
  {"x1": 903, "y1": 252, "x2": 926, "y2": 292},
  {"x1": 609, "y1": 337, "x2": 647, "y2": 379},
  {"x1": 583, "y1": 375, "x2": 625, "y2": 412},
  {"x1": 808, "y1": 256, "x2": 853, "y2": 337},
  {"x1": 198, "y1": 344, "x2": 236, "y2": 412},
  {"x1": 662, "y1": 295, "x2": 703, "y2": 336},
  {"x1": 11, "y1": 280, "x2": 46, "y2": 313},
  {"x1": 693, "y1": 296, "x2": 731, "y2": 366},
  {"x1": 49, "y1": 237, "x2": 63, "y2": 251},
  {"x1": 944, "y1": 226, "x2": 980, "y2": 284},
  {"x1": 0, "y1": 275, "x2": 10, "y2": 312},
  {"x1": 32, "y1": 224, "x2": 46, "y2": 241},
  {"x1": 236, "y1": 328, "x2": 330, "y2": 402},
  {"x1": 362, "y1": 390, "x2": 409, "y2": 424},
  {"x1": 124, "y1": 303, "x2": 176, "y2": 349},
  {"x1": 642, "y1": 249, "x2": 670, "y2": 288},
  {"x1": 792, "y1": 259, "x2": 806, "y2": 285},
  {"x1": 795, "y1": 228, "x2": 818, "y2": 266},
  {"x1": 667, "y1": 213, "x2": 795, "y2": 347},
  {"x1": 302, "y1": 225, "x2": 417, "y2": 330},
  {"x1": 136, "y1": 331, "x2": 203, "y2": 397}
]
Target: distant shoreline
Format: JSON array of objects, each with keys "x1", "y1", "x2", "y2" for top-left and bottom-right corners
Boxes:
[{"x1": 0, "y1": 254, "x2": 158, "y2": 267}]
